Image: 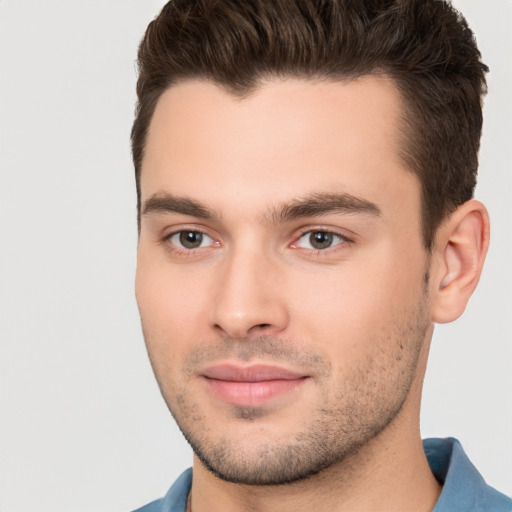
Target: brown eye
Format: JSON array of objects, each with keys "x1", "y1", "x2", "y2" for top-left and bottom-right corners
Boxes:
[
  {"x1": 309, "y1": 231, "x2": 334, "y2": 249},
  {"x1": 294, "y1": 230, "x2": 346, "y2": 251},
  {"x1": 168, "y1": 230, "x2": 214, "y2": 250},
  {"x1": 178, "y1": 231, "x2": 204, "y2": 248}
]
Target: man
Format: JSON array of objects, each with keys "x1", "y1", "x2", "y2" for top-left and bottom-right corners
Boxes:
[{"x1": 131, "y1": 1, "x2": 511, "y2": 511}]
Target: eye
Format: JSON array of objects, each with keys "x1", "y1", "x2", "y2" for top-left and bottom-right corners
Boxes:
[
  {"x1": 294, "y1": 230, "x2": 346, "y2": 250},
  {"x1": 168, "y1": 230, "x2": 215, "y2": 249}
]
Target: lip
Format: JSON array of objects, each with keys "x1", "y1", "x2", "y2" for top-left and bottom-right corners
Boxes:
[{"x1": 201, "y1": 364, "x2": 308, "y2": 407}]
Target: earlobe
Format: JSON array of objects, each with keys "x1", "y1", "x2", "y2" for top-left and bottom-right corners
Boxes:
[{"x1": 431, "y1": 200, "x2": 490, "y2": 324}]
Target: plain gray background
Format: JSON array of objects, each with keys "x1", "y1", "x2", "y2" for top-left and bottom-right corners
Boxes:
[{"x1": 0, "y1": 1, "x2": 510, "y2": 510}]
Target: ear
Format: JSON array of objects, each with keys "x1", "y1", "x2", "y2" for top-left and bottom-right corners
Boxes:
[{"x1": 430, "y1": 199, "x2": 490, "y2": 324}]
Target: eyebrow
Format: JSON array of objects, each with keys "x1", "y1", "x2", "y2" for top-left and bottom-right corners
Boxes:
[
  {"x1": 141, "y1": 191, "x2": 381, "y2": 223},
  {"x1": 142, "y1": 193, "x2": 220, "y2": 220},
  {"x1": 266, "y1": 192, "x2": 381, "y2": 223}
]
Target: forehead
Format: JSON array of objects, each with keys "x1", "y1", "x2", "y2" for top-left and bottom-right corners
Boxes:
[{"x1": 141, "y1": 76, "x2": 419, "y2": 223}]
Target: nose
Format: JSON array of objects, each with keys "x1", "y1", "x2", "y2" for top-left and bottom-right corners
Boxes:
[{"x1": 210, "y1": 245, "x2": 289, "y2": 340}]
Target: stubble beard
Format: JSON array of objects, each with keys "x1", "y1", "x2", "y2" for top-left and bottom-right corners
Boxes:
[{"x1": 145, "y1": 294, "x2": 430, "y2": 486}]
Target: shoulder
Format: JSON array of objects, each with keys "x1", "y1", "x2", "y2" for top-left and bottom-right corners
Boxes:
[
  {"x1": 424, "y1": 438, "x2": 512, "y2": 512},
  {"x1": 132, "y1": 499, "x2": 164, "y2": 512},
  {"x1": 130, "y1": 468, "x2": 192, "y2": 512}
]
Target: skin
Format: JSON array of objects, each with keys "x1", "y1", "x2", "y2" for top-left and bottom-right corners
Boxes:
[{"x1": 135, "y1": 77, "x2": 489, "y2": 511}]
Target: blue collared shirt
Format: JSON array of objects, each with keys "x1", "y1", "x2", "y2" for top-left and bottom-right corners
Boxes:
[{"x1": 133, "y1": 438, "x2": 512, "y2": 511}]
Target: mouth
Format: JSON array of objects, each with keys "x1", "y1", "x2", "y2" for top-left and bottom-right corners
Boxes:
[{"x1": 201, "y1": 364, "x2": 309, "y2": 407}]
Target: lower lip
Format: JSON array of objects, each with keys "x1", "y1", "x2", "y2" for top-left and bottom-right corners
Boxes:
[{"x1": 204, "y1": 378, "x2": 307, "y2": 407}]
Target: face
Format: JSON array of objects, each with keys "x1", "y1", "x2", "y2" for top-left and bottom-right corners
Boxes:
[{"x1": 136, "y1": 77, "x2": 432, "y2": 485}]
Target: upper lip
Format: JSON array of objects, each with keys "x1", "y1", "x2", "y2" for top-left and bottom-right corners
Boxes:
[{"x1": 201, "y1": 364, "x2": 305, "y2": 382}]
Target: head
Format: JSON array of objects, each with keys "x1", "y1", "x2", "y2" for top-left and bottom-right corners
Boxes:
[
  {"x1": 132, "y1": 0, "x2": 488, "y2": 250},
  {"x1": 133, "y1": 0, "x2": 489, "y2": 485}
]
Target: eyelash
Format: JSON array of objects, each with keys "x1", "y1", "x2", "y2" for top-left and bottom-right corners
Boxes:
[
  {"x1": 161, "y1": 228, "x2": 219, "y2": 256},
  {"x1": 291, "y1": 228, "x2": 353, "y2": 254},
  {"x1": 161, "y1": 227, "x2": 353, "y2": 256}
]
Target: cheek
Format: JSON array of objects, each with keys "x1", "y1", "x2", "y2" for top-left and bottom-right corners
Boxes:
[
  {"x1": 135, "y1": 248, "x2": 208, "y2": 352},
  {"x1": 288, "y1": 252, "x2": 426, "y2": 355},
  {"x1": 135, "y1": 256, "x2": 210, "y2": 396}
]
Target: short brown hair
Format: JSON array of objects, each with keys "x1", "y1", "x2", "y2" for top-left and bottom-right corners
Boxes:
[{"x1": 132, "y1": 0, "x2": 488, "y2": 249}]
